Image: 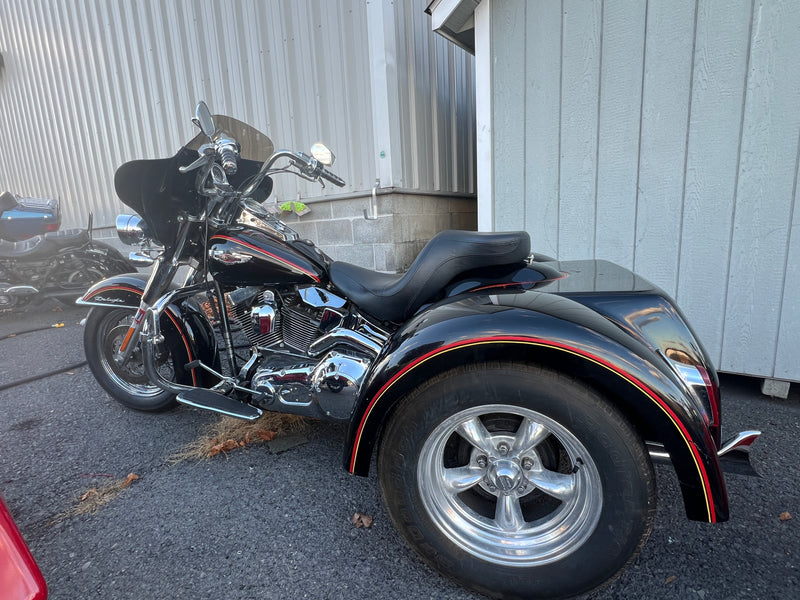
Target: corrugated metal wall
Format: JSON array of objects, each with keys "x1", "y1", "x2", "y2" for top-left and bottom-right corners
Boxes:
[
  {"x1": 392, "y1": 0, "x2": 476, "y2": 193},
  {"x1": 0, "y1": 0, "x2": 475, "y2": 230},
  {"x1": 487, "y1": 0, "x2": 800, "y2": 382}
]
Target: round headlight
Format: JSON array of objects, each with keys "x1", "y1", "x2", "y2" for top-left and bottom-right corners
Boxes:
[{"x1": 116, "y1": 214, "x2": 147, "y2": 245}]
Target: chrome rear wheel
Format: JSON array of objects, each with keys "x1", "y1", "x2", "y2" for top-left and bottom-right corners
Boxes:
[
  {"x1": 418, "y1": 404, "x2": 603, "y2": 567},
  {"x1": 378, "y1": 364, "x2": 655, "y2": 599}
]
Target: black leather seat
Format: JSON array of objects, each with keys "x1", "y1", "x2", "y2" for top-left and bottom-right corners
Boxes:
[
  {"x1": 0, "y1": 229, "x2": 89, "y2": 258},
  {"x1": 329, "y1": 229, "x2": 531, "y2": 322}
]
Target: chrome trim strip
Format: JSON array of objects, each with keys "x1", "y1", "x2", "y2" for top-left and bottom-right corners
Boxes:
[
  {"x1": 75, "y1": 299, "x2": 139, "y2": 309},
  {"x1": 3, "y1": 285, "x2": 39, "y2": 295}
]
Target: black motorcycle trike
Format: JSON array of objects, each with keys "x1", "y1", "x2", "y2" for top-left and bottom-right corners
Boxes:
[{"x1": 78, "y1": 103, "x2": 759, "y2": 599}]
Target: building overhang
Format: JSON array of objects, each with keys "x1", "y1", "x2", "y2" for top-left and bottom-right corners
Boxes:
[{"x1": 425, "y1": 0, "x2": 479, "y2": 54}]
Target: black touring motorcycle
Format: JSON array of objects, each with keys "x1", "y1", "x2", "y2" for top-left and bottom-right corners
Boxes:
[
  {"x1": 79, "y1": 103, "x2": 759, "y2": 599},
  {"x1": 0, "y1": 191, "x2": 131, "y2": 309}
]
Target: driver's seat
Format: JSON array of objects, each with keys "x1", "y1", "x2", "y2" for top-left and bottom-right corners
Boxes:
[{"x1": 329, "y1": 229, "x2": 530, "y2": 323}]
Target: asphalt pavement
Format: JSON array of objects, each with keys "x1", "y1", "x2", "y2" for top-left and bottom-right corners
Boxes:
[{"x1": 0, "y1": 302, "x2": 797, "y2": 600}]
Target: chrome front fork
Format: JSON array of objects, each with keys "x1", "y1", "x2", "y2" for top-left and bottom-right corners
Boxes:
[{"x1": 113, "y1": 258, "x2": 201, "y2": 367}]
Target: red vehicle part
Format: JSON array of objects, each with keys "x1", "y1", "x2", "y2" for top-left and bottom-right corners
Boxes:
[{"x1": 0, "y1": 495, "x2": 47, "y2": 600}]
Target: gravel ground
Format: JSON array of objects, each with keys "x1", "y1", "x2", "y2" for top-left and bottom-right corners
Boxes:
[{"x1": 0, "y1": 302, "x2": 797, "y2": 600}]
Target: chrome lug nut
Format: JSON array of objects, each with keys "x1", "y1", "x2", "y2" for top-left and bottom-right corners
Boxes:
[
  {"x1": 498, "y1": 443, "x2": 510, "y2": 456},
  {"x1": 476, "y1": 455, "x2": 488, "y2": 468},
  {"x1": 522, "y1": 457, "x2": 534, "y2": 470}
]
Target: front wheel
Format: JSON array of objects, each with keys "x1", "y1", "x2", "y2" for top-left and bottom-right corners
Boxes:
[
  {"x1": 83, "y1": 306, "x2": 178, "y2": 411},
  {"x1": 378, "y1": 364, "x2": 655, "y2": 600}
]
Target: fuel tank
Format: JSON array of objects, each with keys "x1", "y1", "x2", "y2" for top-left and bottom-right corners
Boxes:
[{"x1": 208, "y1": 227, "x2": 326, "y2": 286}]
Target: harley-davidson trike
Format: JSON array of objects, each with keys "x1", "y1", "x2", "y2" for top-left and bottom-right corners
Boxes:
[{"x1": 79, "y1": 102, "x2": 760, "y2": 599}]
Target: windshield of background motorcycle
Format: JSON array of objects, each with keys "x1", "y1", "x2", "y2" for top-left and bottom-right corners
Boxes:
[{"x1": 184, "y1": 114, "x2": 275, "y2": 163}]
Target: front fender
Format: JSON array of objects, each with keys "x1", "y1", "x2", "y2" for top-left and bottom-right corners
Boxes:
[
  {"x1": 78, "y1": 273, "x2": 218, "y2": 387},
  {"x1": 78, "y1": 272, "x2": 147, "y2": 308},
  {"x1": 346, "y1": 291, "x2": 728, "y2": 523}
]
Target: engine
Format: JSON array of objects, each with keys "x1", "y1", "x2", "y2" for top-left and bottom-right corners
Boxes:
[
  {"x1": 224, "y1": 286, "x2": 386, "y2": 421},
  {"x1": 226, "y1": 286, "x2": 321, "y2": 352}
]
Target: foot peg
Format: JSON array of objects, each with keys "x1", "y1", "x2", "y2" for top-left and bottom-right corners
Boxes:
[{"x1": 176, "y1": 388, "x2": 262, "y2": 421}]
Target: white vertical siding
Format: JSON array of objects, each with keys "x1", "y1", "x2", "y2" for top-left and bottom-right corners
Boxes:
[
  {"x1": 486, "y1": 0, "x2": 800, "y2": 382},
  {"x1": 521, "y1": 0, "x2": 561, "y2": 255},
  {"x1": 720, "y1": 0, "x2": 800, "y2": 377},
  {"x1": 0, "y1": 0, "x2": 475, "y2": 230},
  {"x1": 558, "y1": 0, "x2": 602, "y2": 261},
  {"x1": 595, "y1": 0, "x2": 645, "y2": 269}
]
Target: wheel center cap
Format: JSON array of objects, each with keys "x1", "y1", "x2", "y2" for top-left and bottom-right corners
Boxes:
[{"x1": 488, "y1": 459, "x2": 522, "y2": 495}]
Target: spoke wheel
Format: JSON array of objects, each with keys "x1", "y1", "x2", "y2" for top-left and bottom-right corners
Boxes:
[
  {"x1": 378, "y1": 363, "x2": 655, "y2": 600},
  {"x1": 99, "y1": 319, "x2": 175, "y2": 397},
  {"x1": 84, "y1": 306, "x2": 179, "y2": 411},
  {"x1": 419, "y1": 405, "x2": 602, "y2": 566}
]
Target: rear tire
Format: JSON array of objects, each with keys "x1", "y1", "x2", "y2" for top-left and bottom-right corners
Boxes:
[
  {"x1": 377, "y1": 363, "x2": 655, "y2": 600},
  {"x1": 83, "y1": 306, "x2": 178, "y2": 411}
]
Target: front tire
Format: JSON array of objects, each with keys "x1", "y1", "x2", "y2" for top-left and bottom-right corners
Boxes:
[
  {"x1": 377, "y1": 363, "x2": 655, "y2": 600},
  {"x1": 83, "y1": 306, "x2": 178, "y2": 411}
]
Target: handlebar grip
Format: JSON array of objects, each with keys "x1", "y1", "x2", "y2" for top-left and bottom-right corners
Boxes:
[
  {"x1": 219, "y1": 145, "x2": 238, "y2": 175},
  {"x1": 320, "y1": 166, "x2": 346, "y2": 187}
]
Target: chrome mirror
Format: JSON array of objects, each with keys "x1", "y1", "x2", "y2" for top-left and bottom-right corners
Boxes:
[
  {"x1": 193, "y1": 101, "x2": 216, "y2": 138},
  {"x1": 310, "y1": 142, "x2": 335, "y2": 167}
]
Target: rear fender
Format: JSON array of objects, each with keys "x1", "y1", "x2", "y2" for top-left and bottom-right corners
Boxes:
[
  {"x1": 78, "y1": 273, "x2": 217, "y2": 387},
  {"x1": 345, "y1": 291, "x2": 728, "y2": 523}
]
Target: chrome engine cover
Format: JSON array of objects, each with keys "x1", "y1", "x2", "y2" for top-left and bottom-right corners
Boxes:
[
  {"x1": 224, "y1": 285, "x2": 387, "y2": 421},
  {"x1": 252, "y1": 351, "x2": 372, "y2": 421}
]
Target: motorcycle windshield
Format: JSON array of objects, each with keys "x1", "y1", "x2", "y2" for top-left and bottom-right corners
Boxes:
[
  {"x1": 114, "y1": 115, "x2": 274, "y2": 246},
  {"x1": 185, "y1": 115, "x2": 275, "y2": 162}
]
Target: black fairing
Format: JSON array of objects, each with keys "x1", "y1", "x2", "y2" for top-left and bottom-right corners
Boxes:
[{"x1": 114, "y1": 151, "x2": 264, "y2": 248}]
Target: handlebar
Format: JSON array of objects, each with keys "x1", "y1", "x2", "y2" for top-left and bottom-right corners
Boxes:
[
  {"x1": 291, "y1": 152, "x2": 346, "y2": 187},
  {"x1": 318, "y1": 165, "x2": 346, "y2": 187},
  {"x1": 192, "y1": 144, "x2": 346, "y2": 198}
]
